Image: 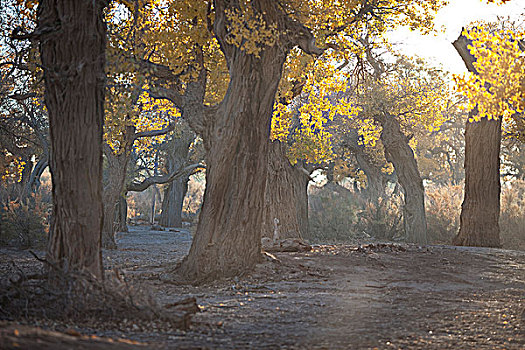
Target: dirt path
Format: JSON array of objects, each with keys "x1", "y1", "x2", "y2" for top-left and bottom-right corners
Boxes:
[{"x1": 1, "y1": 226, "x2": 524, "y2": 349}]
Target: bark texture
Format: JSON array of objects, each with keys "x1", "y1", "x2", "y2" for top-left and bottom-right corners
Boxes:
[
  {"x1": 102, "y1": 127, "x2": 133, "y2": 249},
  {"x1": 452, "y1": 32, "x2": 502, "y2": 247},
  {"x1": 344, "y1": 128, "x2": 390, "y2": 203},
  {"x1": 160, "y1": 180, "x2": 189, "y2": 228},
  {"x1": 177, "y1": 1, "x2": 311, "y2": 281},
  {"x1": 262, "y1": 140, "x2": 309, "y2": 240},
  {"x1": 453, "y1": 116, "x2": 502, "y2": 247},
  {"x1": 159, "y1": 127, "x2": 195, "y2": 228},
  {"x1": 149, "y1": 0, "x2": 324, "y2": 281},
  {"x1": 178, "y1": 50, "x2": 286, "y2": 281},
  {"x1": 41, "y1": 0, "x2": 107, "y2": 278},
  {"x1": 116, "y1": 194, "x2": 128, "y2": 233},
  {"x1": 380, "y1": 116, "x2": 428, "y2": 244}
]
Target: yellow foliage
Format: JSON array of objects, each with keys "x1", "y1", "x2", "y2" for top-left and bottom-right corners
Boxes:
[
  {"x1": 1, "y1": 153, "x2": 25, "y2": 183},
  {"x1": 454, "y1": 25, "x2": 524, "y2": 134}
]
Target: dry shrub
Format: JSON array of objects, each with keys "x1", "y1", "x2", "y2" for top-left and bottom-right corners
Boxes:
[
  {"x1": 0, "y1": 193, "x2": 50, "y2": 249},
  {"x1": 500, "y1": 180, "x2": 525, "y2": 250},
  {"x1": 425, "y1": 182, "x2": 525, "y2": 250},
  {"x1": 307, "y1": 185, "x2": 360, "y2": 243},
  {"x1": 355, "y1": 194, "x2": 403, "y2": 241},
  {"x1": 307, "y1": 184, "x2": 403, "y2": 243},
  {"x1": 425, "y1": 184, "x2": 462, "y2": 244},
  {"x1": 0, "y1": 255, "x2": 196, "y2": 329}
]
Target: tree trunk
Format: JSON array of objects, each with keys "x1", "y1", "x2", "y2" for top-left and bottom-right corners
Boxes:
[
  {"x1": 452, "y1": 31, "x2": 502, "y2": 247},
  {"x1": 453, "y1": 116, "x2": 501, "y2": 247},
  {"x1": 41, "y1": 0, "x2": 107, "y2": 278},
  {"x1": 177, "y1": 48, "x2": 287, "y2": 282},
  {"x1": 160, "y1": 179, "x2": 189, "y2": 228},
  {"x1": 175, "y1": 0, "x2": 323, "y2": 281},
  {"x1": 262, "y1": 140, "x2": 309, "y2": 240},
  {"x1": 159, "y1": 127, "x2": 194, "y2": 228},
  {"x1": 380, "y1": 116, "x2": 428, "y2": 244},
  {"x1": 116, "y1": 194, "x2": 128, "y2": 233},
  {"x1": 102, "y1": 137, "x2": 132, "y2": 248},
  {"x1": 345, "y1": 128, "x2": 389, "y2": 203}
]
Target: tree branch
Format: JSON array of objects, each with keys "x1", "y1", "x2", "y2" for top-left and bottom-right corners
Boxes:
[
  {"x1": 127, "y1": 163, "x2": 205, "y2": 192},
  {"x1": 452, "y1": 30, "x2": 478, "y2": 74},
  {"x1": 146, "y1": 86, "x2": 184, "y2": 110},
  {"x1": 133, "y1": 123, "x2": 176, "y2": 140}
]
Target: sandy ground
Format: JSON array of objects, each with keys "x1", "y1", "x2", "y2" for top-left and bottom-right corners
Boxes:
[{"x1": 1, "y1": 225, "x2": 524, "y2": 349}]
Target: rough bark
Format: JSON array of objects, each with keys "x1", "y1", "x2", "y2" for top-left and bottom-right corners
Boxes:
[
  {"x1": 262, "y1": 140, "x2": 310, "y2": 240},
  {"x1": 159, "y1": 127, "x2": 195, "y2": 228},
  {"x1": 452, "y1": 32, "x2": 502, "y2": 247},
  {"x1": 116, "y1": 194, "x2": 128, "y2": 233},
  {"x1": 453, "y1": 115, "x2": 502, "y2": 247},
  {"x1": 151, "y1": 0, "x2": 324, "y2": 281},
  {"x1": 160, "y1": 180, "x2": 189, "y2": 228},
  {"x1": 177, "y1": 49, "x2": 286, "y2": 281},
  {"x1": 380, "y1": 116, "x2": 428, "y2": 244},
  {"x1": 102, "y1": 131, "x2": 133, "y2": 249},
  {"x1": 41, "y1": 0, "x2": 107, "y2": 278},
  {"x1": 177, "y1": 1, "x2": 307, "y2": 281}
]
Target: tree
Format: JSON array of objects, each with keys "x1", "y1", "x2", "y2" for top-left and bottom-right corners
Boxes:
[
  {"x1": 1, "y1": 0, "x2": 49, "y2": 201},
  {"x1": 101, "y1": 120, "x2": 175, "y2": 248},
  {"x1": 38, "y1": 0, "x2": 108, "y2": 278},
  {"x1": 262, "y1": 140, "x2": 312, "y2": 240},
  {"x1": 158, "y1": 123, "x2": 197, "y2": 228},
  {"x1": 127, "y1": 0, "x2": 447, "y2": 281},
  {"x1": 452, "y1": 24, "x2": 524, "y2": 247},
  {"x1": 344, "y1": 52, "x2": 451, "y2": 244}
]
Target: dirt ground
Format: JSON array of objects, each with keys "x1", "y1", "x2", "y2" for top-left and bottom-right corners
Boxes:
[{"x1": 1, "y1": 225, "x2": 524, "y2": 349}]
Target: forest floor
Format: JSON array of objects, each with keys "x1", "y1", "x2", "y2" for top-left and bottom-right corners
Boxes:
[{"x1": 1, "y1": 225, "x2": 524, "y2": 349}]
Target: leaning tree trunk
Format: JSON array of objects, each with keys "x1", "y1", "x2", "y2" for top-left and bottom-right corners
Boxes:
[
  {"x1": 175, "y1": 0, "x2": 323, "y2": 281},
  {"x1": 41, "y1": 0, "x2": 107, "y2": 278},
  {"x1": 262, "y1": 140, "x2": 309, "y2": 240},
  {"x1": 346, "y1": 128, "x2": 389, "y2": 204},
  {"x1": 453, "y1": 116, "x2": 501, "y2": 247},
  {"x1": 177, "y1": 48, "x2": 287, "y2": 282},
  {"x1": 380, "y1": 116, "x2": 428, "y2": 244}
]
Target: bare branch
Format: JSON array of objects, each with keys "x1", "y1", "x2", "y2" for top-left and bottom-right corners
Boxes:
[{"x1": 127, "y1": 163, "x2": 205, "y2": 192}]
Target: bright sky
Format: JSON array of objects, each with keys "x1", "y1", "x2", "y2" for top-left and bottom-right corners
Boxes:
[{"x1": 388, "y1": 0, "x2": 525, "y2": 74}]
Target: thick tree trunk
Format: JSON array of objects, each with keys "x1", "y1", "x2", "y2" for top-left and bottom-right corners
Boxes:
[
  {"x1": 41, "y1": 0, "x2": 107, "y2": 278},
  {"x1": 159, "y1": 127, "x2": 194, "y2": 228},
  {"x1": 380, "y1": 116, "x2": 428, "y2": 244},
  {"x1": 160, "y1": 180, "x2": 189, "y2": 228},
  {"x1": 262, "y1": 140, "x2": 309, "y2": 240},
  {"x1": 177, "y1": 48, "x2": 287, "y2": 282},
  {"x1": 453, "y1": 116, "x2": 501, "y2": 247},
  {"x1": 102, "y1": 148, "x2": 129, "y2": 248},
  {"x1": 174, "y1": 0, "x2": 323, "y2": 281},
  {"x1": 101, "y1": 124, "x2": 136, "y2": 248},
  {"x1": 452, "y1": 32, "x2": 502, "y2": 247}
]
